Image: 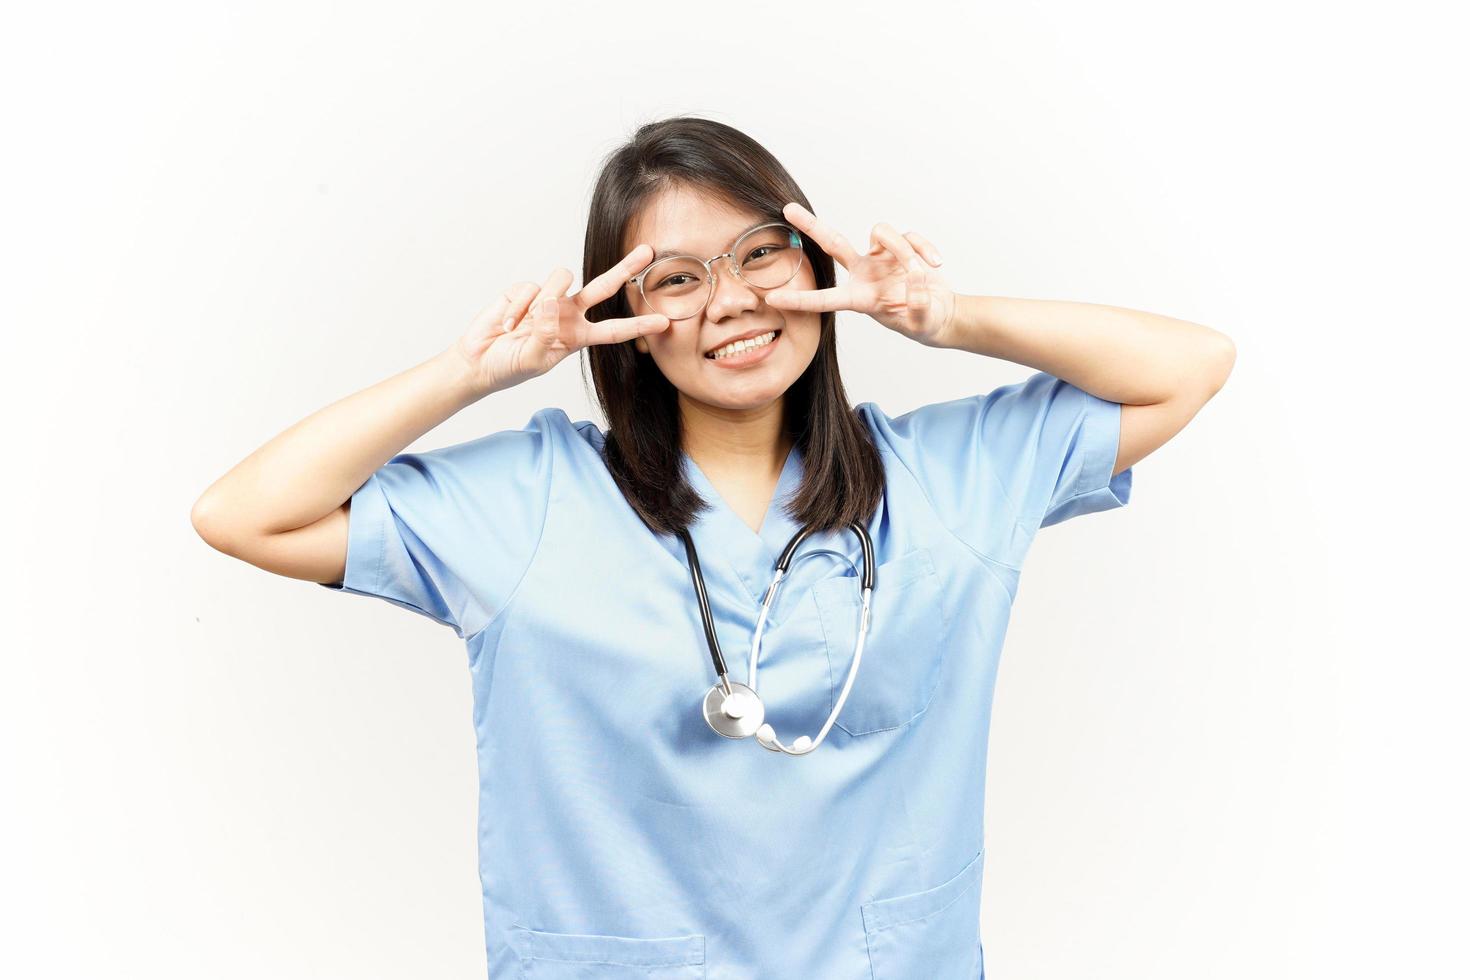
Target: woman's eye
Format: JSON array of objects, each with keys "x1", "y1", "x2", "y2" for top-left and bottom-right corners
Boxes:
[{"x1": 657, "y1": 274, "x2": 694, "y2": 289}]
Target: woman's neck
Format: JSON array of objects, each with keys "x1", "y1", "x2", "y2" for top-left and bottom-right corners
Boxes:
[{"x1": 679, "y1": 394, "x2": 792, "y2": 479}]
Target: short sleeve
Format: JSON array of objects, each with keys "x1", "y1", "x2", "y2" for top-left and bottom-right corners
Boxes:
[
  {"x1": 864, "y1": 371, "x2": 1133, "y2": 565},
  {"x1": 317, "y1": 408, "x2": 558, "y2": 639}
]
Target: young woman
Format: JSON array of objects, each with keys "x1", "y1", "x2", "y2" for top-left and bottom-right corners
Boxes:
[{"x1": 193, "y1": 116, "x2": 1233, "y2": 979}]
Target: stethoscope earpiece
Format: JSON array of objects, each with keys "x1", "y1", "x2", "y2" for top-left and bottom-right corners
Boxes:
[{"x1": 680, "y1": 521, "x2": 875, "y2": 757}]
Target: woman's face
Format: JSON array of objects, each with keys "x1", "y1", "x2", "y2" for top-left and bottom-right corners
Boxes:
[{"x1": 621, "y1": 187, "x2": 822, "y2": 414}]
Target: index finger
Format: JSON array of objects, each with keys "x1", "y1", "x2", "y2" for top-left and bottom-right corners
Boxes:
[{"x1": 571, "y1": 244, "x2": 657, "y2": 311}]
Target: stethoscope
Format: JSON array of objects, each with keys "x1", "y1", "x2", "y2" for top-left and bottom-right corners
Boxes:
[{"x1": 675, "y1": 522, "x2": 874, "y2": 755}]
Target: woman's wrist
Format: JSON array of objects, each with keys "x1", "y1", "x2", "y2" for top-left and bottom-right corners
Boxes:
[
  {"x1": 935, "y1": 294, "x2": 1001, "y2": 355},
  {"x1": 433, "y1": 344, "x2": 496, "y2": 409}
]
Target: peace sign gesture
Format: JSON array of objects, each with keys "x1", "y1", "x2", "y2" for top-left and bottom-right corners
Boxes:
[
  {"x1": 454, "y1": 245, "x2": 671, "y2": 396},
  {"x1": 764, "y1": 202, "x2": 956, "y2": 348}
]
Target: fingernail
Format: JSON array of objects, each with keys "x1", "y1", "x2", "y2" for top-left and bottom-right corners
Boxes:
[
  {"x1": 931, "y1": 252, "x2": 944, "y2": 265},
  {"x1": 500, "y1": 316, "x2": 514, "y2": 332}
]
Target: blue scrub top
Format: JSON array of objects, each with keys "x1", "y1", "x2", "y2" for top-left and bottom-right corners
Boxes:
[{"x1": 321, "y1": 370, "x2": 1133, "y2": 979}]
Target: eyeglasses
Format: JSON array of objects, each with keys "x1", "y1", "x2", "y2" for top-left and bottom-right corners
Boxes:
[{"x1": 627, "y1": 222, "x2": 806, "y2": 321}]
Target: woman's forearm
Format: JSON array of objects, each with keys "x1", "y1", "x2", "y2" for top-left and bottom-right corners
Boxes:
[
  {"x1": 938, "y1": 294, "x2": 1235, "y2": 405},
  {"x1": 191, "y1": 345, "x2": 485, "y2": 543}
]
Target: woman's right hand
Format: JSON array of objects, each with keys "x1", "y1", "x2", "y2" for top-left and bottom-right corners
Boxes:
[{"x1": 452, "y1": 244, "x2": 670, "y2": 396}]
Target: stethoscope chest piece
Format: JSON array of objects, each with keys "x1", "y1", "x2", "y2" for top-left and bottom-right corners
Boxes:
[{"x1": 702, "y1": 681, "x2": 765, "y2": 739}]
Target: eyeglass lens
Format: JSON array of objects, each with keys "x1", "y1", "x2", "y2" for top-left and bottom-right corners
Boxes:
[{"x1": 640, "y1": 224, "x2": 803, "y2": 320}]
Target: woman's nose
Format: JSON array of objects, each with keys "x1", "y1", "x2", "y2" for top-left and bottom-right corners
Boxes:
[{"x1": 705, "y1": 255, "x2": 760, "y2": 319}]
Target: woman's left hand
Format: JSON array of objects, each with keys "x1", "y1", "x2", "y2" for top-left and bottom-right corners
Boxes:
[{"x1": 764, "y1": 201, "x2": 957, "y2": 348}]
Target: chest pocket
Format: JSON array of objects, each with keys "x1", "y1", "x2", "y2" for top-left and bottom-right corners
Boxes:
[
  {"x1": 511, "y1": 926, "x2": 706, "y2": 978},
  {"x1": 811, "y1": 546, "x2": 950, "y2": 737}
]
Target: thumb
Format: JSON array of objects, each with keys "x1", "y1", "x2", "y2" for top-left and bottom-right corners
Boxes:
[{"x1": 533, "y1": 297, "x2": 560, "y2": 345}]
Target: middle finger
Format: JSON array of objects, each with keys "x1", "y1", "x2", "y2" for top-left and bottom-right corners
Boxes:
[
  {"x1": 571, "y1": 244, "x2": 659, "y2": 312},
  {"x1": 781, "y1": 201, "x2": 861, "y2": 270}
]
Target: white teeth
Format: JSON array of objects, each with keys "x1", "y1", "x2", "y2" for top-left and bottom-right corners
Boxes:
[{"x1": 710, "y1": 331, "x2": 776, "y2": 359}]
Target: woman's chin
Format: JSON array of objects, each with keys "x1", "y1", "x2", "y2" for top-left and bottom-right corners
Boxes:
[{"x1": 685, "y1": 374, "x2": 792, "y2": 413}]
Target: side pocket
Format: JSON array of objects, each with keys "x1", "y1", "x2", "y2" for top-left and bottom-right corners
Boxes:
[
  {"x1": 860, "y1": 847, "x2": 985, "y2": 979},
  {"x1": 510, "y1": 926, "x2": 706, "y2": 979}
]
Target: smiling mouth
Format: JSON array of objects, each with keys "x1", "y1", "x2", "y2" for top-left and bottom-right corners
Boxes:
[{"x1": 705, "y1": 329, "x2": 782, "y2": 360}]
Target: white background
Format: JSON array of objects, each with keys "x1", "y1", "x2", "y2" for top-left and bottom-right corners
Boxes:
[{"x1": 3, "y1": 1, "x2": 1465, "y2": 977}]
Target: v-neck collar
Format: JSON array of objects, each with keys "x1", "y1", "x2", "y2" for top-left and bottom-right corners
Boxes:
[
  {"x1": 682, "y1": 442, "x2": 802, "y2": 555},
  {"x1": 680, "y1": 443, "x2": 804, "y2": 608}
]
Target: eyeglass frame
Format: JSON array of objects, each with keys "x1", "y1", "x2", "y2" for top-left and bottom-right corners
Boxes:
[{"x1": 625, "y1": 221, "x2": 807, "y2": 322}]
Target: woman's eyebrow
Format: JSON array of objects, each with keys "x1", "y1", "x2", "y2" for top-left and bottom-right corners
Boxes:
[{"x1": 651, "y1": 220, "x2": 770, "y2": 262}]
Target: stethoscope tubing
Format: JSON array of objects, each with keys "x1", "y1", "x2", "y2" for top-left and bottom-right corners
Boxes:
[
  {"x1": 678, "y1": 525, "x2": 734, "y2": 693},
  {"x1": 677, "y1": 519, "x2": 875, "y2": 754}
]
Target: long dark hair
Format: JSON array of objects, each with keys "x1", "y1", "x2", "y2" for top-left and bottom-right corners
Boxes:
[{"x1": 580, "y1": 115, "x2": 884, "y2": 538}]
